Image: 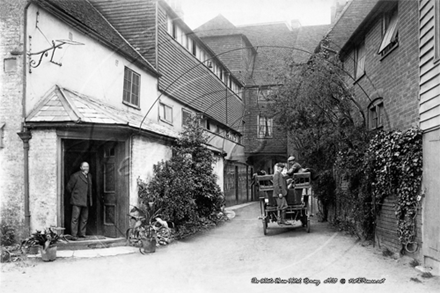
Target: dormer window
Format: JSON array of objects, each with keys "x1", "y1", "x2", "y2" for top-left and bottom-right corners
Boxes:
[{"x1": 379, "y1": 6, "x2": 398, "y2": 57}]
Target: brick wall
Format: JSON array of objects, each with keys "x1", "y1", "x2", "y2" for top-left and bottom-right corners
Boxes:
[
  {"x1": 344, "y1": 0, "x2": 419, "y2": 131},
  {"x1": 341, "y1": 0, "x2": 421, "y2": 254},
  {"x1": 0, "y1": 0, "x2": 27, "y2": 235},
  {"x1": 28, "y1": 129, "x2": 58, "y2": 230},
  {"x1": 243, "y1": 88, "x2": 287, "y2": 155}
]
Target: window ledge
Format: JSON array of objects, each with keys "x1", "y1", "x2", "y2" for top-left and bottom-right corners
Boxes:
[
  {"x1": 379, "y1": 42, "x2": 399, "y2": 61},
  {"x1": 122, "y1": 101, "x2": 140, "y2": 110},
  {"x1": 159, "y1": 117, "x2": 173, "y2": 126}
]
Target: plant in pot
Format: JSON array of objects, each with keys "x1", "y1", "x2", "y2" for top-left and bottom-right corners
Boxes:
[
  {"x1": 126, "y1": 202, "x2": 170, "y2": 254},
  {"x1": 20, "y1": 228, "x2": 68, "y2": 261}
]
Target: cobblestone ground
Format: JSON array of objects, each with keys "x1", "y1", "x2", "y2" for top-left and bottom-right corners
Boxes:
[{"x1": 1, "y1": 202, "x2": 439, "y2": 293}]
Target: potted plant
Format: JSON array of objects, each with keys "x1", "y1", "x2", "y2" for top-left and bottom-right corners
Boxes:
[
  {"x1": 20, "y1": 228, "x2": 67, "y2": 261},
  {"x1": 126, "y1": 202, "x2": 170, "y2": 254}
]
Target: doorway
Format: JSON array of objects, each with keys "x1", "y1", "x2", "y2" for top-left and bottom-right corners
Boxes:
[{"x1": 63, "y1": 139, "x2": 128, "y2": 238}]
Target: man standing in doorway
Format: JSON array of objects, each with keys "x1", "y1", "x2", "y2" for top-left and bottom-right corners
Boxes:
[{"x1": 67, "y1": 162, "x2": 93, "y2": 240}]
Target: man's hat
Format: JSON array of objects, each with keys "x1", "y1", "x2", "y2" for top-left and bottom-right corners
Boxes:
[{"x1": 288, "y1": 156, "x2": 295, "y2": 161}]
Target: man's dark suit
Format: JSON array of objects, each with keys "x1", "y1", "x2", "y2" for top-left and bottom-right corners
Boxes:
[{"x1": 67, "y1": 171, "x2": 92, "y2": 237}]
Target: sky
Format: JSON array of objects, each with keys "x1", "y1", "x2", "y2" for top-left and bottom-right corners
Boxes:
[{"x1": 177, "y1": 0, "x2": 337, "y2": 30}]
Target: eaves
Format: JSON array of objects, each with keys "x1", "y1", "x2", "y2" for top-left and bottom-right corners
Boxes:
[{"x1": 33, "y1": 0, "x2": 160, "y2": 77}]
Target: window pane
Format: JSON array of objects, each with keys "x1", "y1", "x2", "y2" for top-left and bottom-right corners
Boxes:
[
  {"x1": 123, "y1": 67, "x2": 140, "y2": 106},
  {"x1": 182, "y1": 110, "x2": 191, "y2": 126},
  {"x1": 165, "y1": 106, "x2": 172, "y2": 122}
]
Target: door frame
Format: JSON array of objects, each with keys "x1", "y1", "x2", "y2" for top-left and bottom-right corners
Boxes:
[{"x1": 57, "y1": 127, "x2": 130, "y2": 237}]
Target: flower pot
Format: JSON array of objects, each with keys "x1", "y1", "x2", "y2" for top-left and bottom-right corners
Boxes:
[
  {"x1": 140, "y1": 239, "x2": 156, "y2": 254},
  {"x1": 40, "y1": 245, "x2": 57, "y2": 262},
  {"x1": 27, "y1": 245, "x2": 40, "y2": 255}
]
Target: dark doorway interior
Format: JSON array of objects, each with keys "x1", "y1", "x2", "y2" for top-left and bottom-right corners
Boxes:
[
  {"x1": 63, "y1": 139, "x2": 128, "y2": 238},
  {"x1": 64, "y1": 140, "x2": 100, "y2": 236}
]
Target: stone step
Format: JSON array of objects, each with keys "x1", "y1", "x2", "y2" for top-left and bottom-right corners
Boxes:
[{"x1": 57, "y1": 235, "x2": 127, "y2": 251}]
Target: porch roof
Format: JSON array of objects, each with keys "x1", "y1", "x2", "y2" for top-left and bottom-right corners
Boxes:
[{"x1": 26, "y1": 86, "x2": 179, "y2": 138}]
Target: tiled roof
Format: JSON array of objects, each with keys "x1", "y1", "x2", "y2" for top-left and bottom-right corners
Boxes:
[
  {"x1": 26, "y1": 86, "x2": 179, "y2": 138},
  {"x1": 34, "y1": 0, "x2": 158, "y2": 75},
  {"x1": 322, "y1": 0, "x2": 380, "y2": 53},
  {"x1": 294, "y1": 24, "x2": 332, "y2": 63},
  {"x1": 196, "y1": 16, "x2": 330, "y2": 86},
  {"x1": 195, "y1": 14, "x2": 237, "y2": 36}
]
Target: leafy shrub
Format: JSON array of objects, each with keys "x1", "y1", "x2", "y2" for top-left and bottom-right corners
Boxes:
[
  {"x1": 0, "y1": 222, "x2": 16, "y2": 246},
  {"x1": 139, "y1": 116, "x2": 224, "y2": 227}
]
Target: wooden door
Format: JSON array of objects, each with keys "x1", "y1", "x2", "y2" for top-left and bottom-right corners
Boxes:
[{"x1": 101, "y1": 141, "x2": 128, "y2": 238}]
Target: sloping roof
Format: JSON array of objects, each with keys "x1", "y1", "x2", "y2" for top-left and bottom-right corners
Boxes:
[
  {"x1": 27, "y1": 86, "x2": 179, "y2": 138},
  {"x1": 196, "y1": 17, "x2": 330, "y2": 86},
  {"x1": 195, "y1": 14, "x2": 237, "y2": 36},
  {"x1": 294, "y1": 24, "x2": 332, "y2": 63},
  {"x1": 33, "y1": 0, "x2": 158, "y2": 76},
  {"x1": 339, "y1": 0, "x2": 390, "y2": 57},
  {"x1": 238, "y1": 22, "x2": 300, "y2": 85},
  {"x1": 320, "y1": 0, "x2": 380, "y2": 53}
]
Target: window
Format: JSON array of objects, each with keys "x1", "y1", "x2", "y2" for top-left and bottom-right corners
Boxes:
[
  {"x1": 0, "y1": 123, "x2": 4, "y2": 148},
  {"x1": 379, "y1": 7, "x2": 398, "y2": 56},
  {"x1": 167, "y1": 15, "x2": 173, "y2": 35},
  {"x1": 182, "y1": 109, "x2": 192, "y2": 127},
  {"x1": 258, "y1": 115, "x2": 273, "y2": 138},
  {"x1": 192, "y1": 41, "x2": 197, "y2": 56},
  {"x1": 159, "y1": 103, "x2": 173, "y2": 124},
  {"x1": 123, "y1": 67, "x2": 140, "y2": 107},
  {"x1": 368, "y1": 99, "x2": 384, "y2": 130},
  {"x1": 435, "y1": 0, "x2": 440, "y2": 61},
  {"x1": 355, "y1": 41, "x2": 366, "y2": 79}
]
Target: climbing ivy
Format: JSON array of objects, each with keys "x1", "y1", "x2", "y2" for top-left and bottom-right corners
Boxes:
[
  {"x1": 366, "y1": 128, "x2": 423, "y2": 248},
  {"x1": 334, "y1": 128, "x2": 423, "y2": 249}
]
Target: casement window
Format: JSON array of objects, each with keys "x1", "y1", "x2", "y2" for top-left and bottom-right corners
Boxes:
[
  {"x1": 258, "y1": 115, "x2": 273, "y2": 138},
  {"x1": 379, "y1": 6, "x2": 398, "y2": 56},
  {"x1": 368, "y1": 99, "x2": 384, "y2": 130},
  {"x1": 186, "y1": 36, "x2": 193, "y2": 52},
  {"x1": 159, "y1": 103, "x2": 173, "y2": 124},
  {"x1": 123, "y1": 67, "x2": 140, "y2": 107},
  {"x1": 355, "y1": 41, "x2": 366, "y2": 79},
  {"x1": 192, "y1": 41, "x2": 197, "y2": 56},
  {"x1": 182, "y1": 109, "x2": 192, "y2": 127},
  {"x1": 435, "y1": 0, "x2": 440, "y2": 61},
  {"x1": 167, "y1": 15, "x2": 173, "y2": 35}
]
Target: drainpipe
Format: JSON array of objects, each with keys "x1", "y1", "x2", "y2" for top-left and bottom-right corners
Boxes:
[
  {"x1": 16, "y1": 1, "x2": 32, "y2": 236},
  {"x1": 17, "y1": 131, "x2": 32, "y2": 236}
]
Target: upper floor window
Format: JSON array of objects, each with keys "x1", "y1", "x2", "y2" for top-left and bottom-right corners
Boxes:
[
  {"x1": 379, "y1": 6, "x2": 398, "y2": 57},
  {"x1": 123, "y1": 67, "x2": 140, "y2": 107},
  {"x1": 182, "y1": 108, "x2": 192, "y2": 127},
  {"x1": 159, "y1": 102, "x2": 173, "y2": 124},
  {"x1": 435, "y1": 0, "x2": 440, "y2": 61},
  {"x1": 258, "y1": 115, "x2": 273, "y2": 138},
  {"x1": 355, "y1": 41, "x2": 366, "y2": 79},
  {"x1": 368, "y1": 98, "x2": 384, "y2": 130}
]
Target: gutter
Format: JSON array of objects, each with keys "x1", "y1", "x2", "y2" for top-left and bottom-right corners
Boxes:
[{"x1": 17, "y1": 0, "x2": 33, "y2": 236}]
